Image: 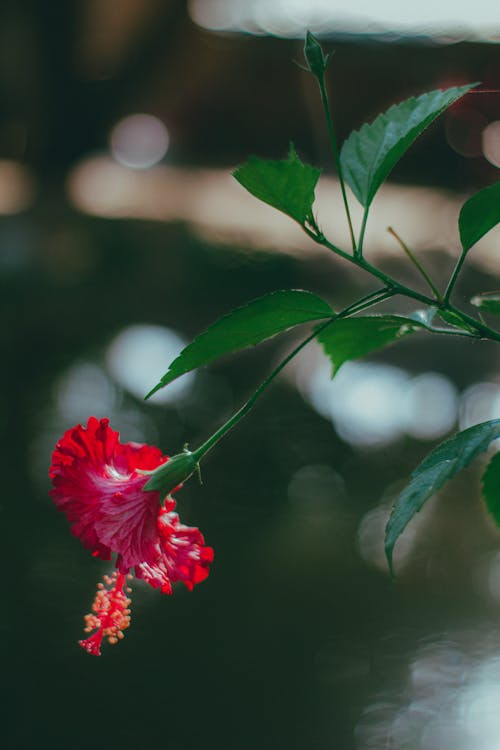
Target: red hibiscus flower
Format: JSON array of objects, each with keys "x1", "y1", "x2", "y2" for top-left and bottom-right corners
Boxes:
[{"x1": 50, "y1": 417, "x2": 213, "y2": 656}]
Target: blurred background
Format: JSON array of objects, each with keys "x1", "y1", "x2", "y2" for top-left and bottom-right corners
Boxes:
[{"x1": 3, "y1": 1, "x2": 500, "y2": 748}]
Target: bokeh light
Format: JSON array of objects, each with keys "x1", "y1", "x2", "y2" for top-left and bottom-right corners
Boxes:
[
  {"x1": 482, "y1": 121, "x2": 500, "y2": 168},
  {"x1": 459, "y1": 382, "x2": 500, "y2": 430},
  {"x1": 0, "y1": 160, "x2": 34, "y2": 214},
  {"x1": 446, "y1": 109, "x2": 488, "y2": 158},
  {"x1": 355, "y1": 630, "x2": 500, "y2": 750},
  {"x1": 110, "y1": 113, "x2": 169, "y2": 169},
  {"x1": 105, "y1": 324, "x2": 195, "y2": 405},
  {"x1": 401, "y1": 372, "x2": 458, "y2": 440},
  {"x1": 293, "y1": 344, "x2": 459, "y2": 448},
  {"x1": 55, "y1": 361, "x2": 117, "y2": 423},
  {"x1": 189, "y1": 0, "x2": 500, "y2": 39}
]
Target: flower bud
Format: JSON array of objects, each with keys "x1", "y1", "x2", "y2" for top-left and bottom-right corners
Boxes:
[
  {"x1": 143, "y1": 449, "x2": 198, "y2": 498},
  {"x1": 303, "y1": 31, "x2": 331, "y2": 78}
]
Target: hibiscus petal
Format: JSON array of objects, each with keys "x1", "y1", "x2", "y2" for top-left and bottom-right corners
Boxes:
[
  {"x1": 135, "y1": 509, "x2": 214, "y2": 593},
  {"x1": 50, "y1": 417, "x2": 167, "y2": 569}
]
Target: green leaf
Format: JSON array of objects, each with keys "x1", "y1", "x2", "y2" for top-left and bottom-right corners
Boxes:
[
  {"x1": 385, "y1": 419, "x2": 500, "y2": 573},
  {"x1": 340, "y1": 84, "x2": 475, "y2": 207},
  {"x1": 471, "y1": 291, "x2": 500, "y2": 313},
  {"x1": 482, "y1": 451, "x2": 500, "y2": 527},
  {"x1": 317, "y1": 315, "x2": 423, "y2": 376},
  {"x1": 147, "y1": 290, "x2": 333, "y2": 397},
  {"x1": 233, "y1": 144, "x2": 321, "y2": 225},
  {"x1": 459, "y1": 181, "x2": 500, "y2": 252}
]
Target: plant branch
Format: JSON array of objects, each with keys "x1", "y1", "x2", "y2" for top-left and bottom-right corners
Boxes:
[
  {"x1": 316, "y1": 74, "x2": 357, "y2": 254},
  {"x1": 304, "y1": 225, "x2": 500, "y2": 343},
  {"x1": 357, "y1": 207, "x2": 370, "y2": 257},
  {"x1": 444, "y1": 250, "x2": 467, "y2": 303},
  {"x1": 305, "y1": 226, "x2": 436, "y2": 307},
  {"x1": 387, "y1": 226, "x2": 443, "y2": 303},
  {"x1": 192, "y1": 291, "x2": 394, "y2": 463}
]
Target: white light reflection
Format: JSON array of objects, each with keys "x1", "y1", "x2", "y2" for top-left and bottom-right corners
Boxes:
[
  {"x1": 110, "y1": 114, "x2": 169, "y2": 169},
  {"x1": 329, "y1": 362, "x2": 410, "y2": 448},
  {"x1": 106, "y1": 324, "x2": 195, "y2": 405},
  {"x1": 293, "y1": 344, "x2": 458, "y2": 449},
  {"x1": 355, "y1": 630, "x2": 500, "y2": 750},
  {"x1": 459, "y1": 382, "x2": 500, "y2": 430},
  {"x1": 402, "y1": 372, "x2": 457, "y2": 440},
  {"x1": 302, "y1": 356, "x2": 410, "y2": 447},
  {"x1": 189, "y1": 0, "x2": 500, "y2": 40},
  {"x1": 460, "y1": 659, "x2": 500, "y2": 750}
]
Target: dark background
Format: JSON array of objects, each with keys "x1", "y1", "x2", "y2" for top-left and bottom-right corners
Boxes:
[{"x1": 2, "y1": 2, "x2": 500, "y2": 749}]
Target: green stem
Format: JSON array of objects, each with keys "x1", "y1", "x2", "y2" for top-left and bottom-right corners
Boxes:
[
  {"x1": 192, "y1": 325, "x2": 329, "y2": 461},
  {"x1": 357, "y1": 207, "x2": 370, "y2": 258},
  {"x1": 444, "y1": 250, "x2": 467, "y2": 303},
  {"x1": 446, "y1": 302, "x2": 500, "y2": 342},
  {"x1": 341, "y1": 287, "x2": 395, "y2": 316},
  {"x1": 192, "y1": 290, "x2": 394, "y2": 463},
  {"x1": 304, "y1": 226, "x2": 500, "y2": 342},
  {"x1": 388, "y1": 226, "x2": 443, "y2": 304},
  {"x1": 306, "y1": 226, "x2": 436, "y2": 307},
  {"x1": 317, "y1": 75, "x2": 356, "y2": 254}
]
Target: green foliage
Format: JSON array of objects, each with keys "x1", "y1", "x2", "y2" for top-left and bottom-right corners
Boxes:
[
  {"x1": 340, "y1": 85, "x2": 475, "y2": 207},
  {"x1": 233, "y1": 145, "x2": 321, "y2": 226},
  {"x1": 482, "y1": 451, "x2": 500, "y2": 527},
  {"x1": 459, "y1": 180, "x2": 500, "y2": 252},
  {"x1": 147, "y1": 290, "x2": 333, "y2": 397},
  {"x1": 317, "y1": 315, "x2": 423, "y2": 376},
  {"x1": 385, "y1": 420, "x2": 500, "y2": 573},
  {"x1": 470, "y1": 292, "x2": 500, "y2": 313},
  {"x1": 146, "y1": 35, "x2": 500, "y2": 584}
]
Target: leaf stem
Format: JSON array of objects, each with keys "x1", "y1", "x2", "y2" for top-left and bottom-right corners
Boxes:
[
  {"x1": 387, "y1": 226, "x2": 443, "y2": 303},
  {"x1": 192, "y1": 290, "x2": 394, "y2": 463},
  {"x1": 444, "y1": 250, "x2": 467, "y2": 303},
  {"x1": 305, "y1": 226, "x2": 435, "y2": 307},
  {"x1": 304, "y1": 225, "x2": 500, "y2": 342},
  {"x1": 317, "y1": 74, "x2": 357, "y2": 254},
  {"x1": 357, "y1": 207, "x2": 370, "y2": 257},
  {"x1": 446, "y1": 302, "x2": 500, "y2": 341}
]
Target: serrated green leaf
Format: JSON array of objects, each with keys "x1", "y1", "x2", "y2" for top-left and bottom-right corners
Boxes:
[
  {"x1": 470, "y1": 292, "x2": 500, "y2": 313},
  {"x1": 459, "y1": 181, "x2": 500, "y2": 252},
  {"x1": 147, "y1": 290, "x2": 333, "y2": 397},
  {"x1": 385, "y1": 419, "x2": 500, "y2": 573},
  {"x1": 233, "y1": 145, "x2": 321, "y2": 225},
  {"x1": 317, "y1": 315, "x2": 423, "y2": 376},
  {"x1": 482, "y1": 451, "x2": 500, "y2": 527},
  {"x1": 340, "y1": 84, "x2": 475, "y2": 207}
]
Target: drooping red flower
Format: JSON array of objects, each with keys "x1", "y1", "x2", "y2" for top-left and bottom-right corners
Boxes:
[{"x1": 50, "y1": 417, "x2": 213, "y2": 656}]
